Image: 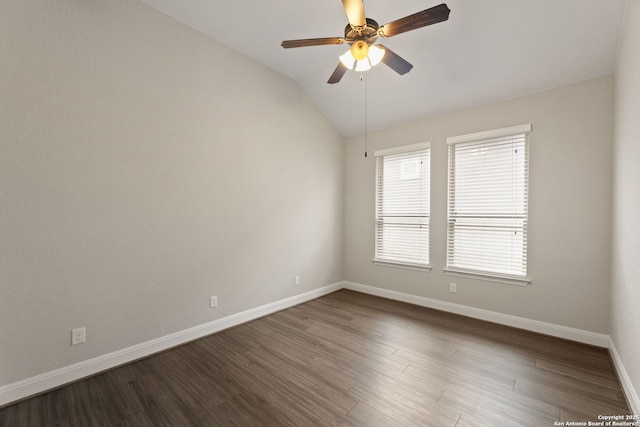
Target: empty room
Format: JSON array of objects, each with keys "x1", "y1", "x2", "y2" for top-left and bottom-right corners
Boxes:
[{"x1": 1, "y1": 0, "x2": 638, "y2": 426}]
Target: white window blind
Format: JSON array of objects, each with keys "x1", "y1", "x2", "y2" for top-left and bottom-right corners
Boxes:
[
  {"x1": 374, "y1": 142, "x2": 430, "y2": 268},
  {"x1": 446, "y1": 124, "x2": 531, "y2": 282}
]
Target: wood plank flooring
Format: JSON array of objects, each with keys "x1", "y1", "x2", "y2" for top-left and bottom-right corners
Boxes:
[{"x1": 0, "y1": 290, "x2": 631, "y2": 426}]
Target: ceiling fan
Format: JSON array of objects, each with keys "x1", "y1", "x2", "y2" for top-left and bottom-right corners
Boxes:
[{"x1": 281, "y1": 1, "x2": 450, "y2": 84}]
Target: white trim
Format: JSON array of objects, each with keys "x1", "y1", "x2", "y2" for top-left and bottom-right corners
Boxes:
[
  {"x1": 342, "y1": 281, "x2": 609, "y2": 347},
  {"x1": 444, "y1": 268, "x2": 531, "y2": 286},
  {"x1": 446, "y1": 123, "x2": 532, "y2": 145},
  {"x1": 373, "y1": 141, "x2": 430, "y2": 157},
  {"x1": 609, "y1": 338, "x2": 640, "y2": 416},
  {"x1": 0, "y1": 282, "x2": 342, "y2": 407}
]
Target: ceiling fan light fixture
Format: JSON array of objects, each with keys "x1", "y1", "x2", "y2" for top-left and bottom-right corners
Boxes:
[
  {"x1": 339, "y1": 44, "x2": 385, "y2": 71},
  {"x1": 340, "y1": 52, "x2": 372, "y2": 72}
]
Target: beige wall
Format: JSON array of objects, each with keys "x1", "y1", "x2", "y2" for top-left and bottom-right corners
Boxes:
[
  {"x1": 0, "y1": 0, "x2": 343, "y2": 386},
  {"x1": 345, "y1": 76, "x2": 614, "y2": 333},
  {"x1": 612, "y1": 0, "x2": 640, "y2": 412}
]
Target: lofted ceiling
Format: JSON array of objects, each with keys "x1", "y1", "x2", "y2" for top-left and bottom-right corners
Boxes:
[{"x1": 141, "y1": 0, "x2": 627, "y2": 137}]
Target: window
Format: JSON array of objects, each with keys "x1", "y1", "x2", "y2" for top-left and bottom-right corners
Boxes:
[
  {"x1": 374, "y1": 142, "x2": 430, "y2": 269},
  {"x1": 445, "y1": 124, "x2": 531, "y2": 285}
]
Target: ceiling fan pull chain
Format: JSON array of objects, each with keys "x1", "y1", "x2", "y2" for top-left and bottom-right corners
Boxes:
[{"x1": 362, "y1": 73, "x2": 368, "y2": 158}]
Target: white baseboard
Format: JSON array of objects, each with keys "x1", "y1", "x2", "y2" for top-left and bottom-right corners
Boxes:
[
  {"x1": 3, "y1": 281, "x2": 637, "y2": 415},
  {"x1": 609, "y1": 338, "x2": 640, "y2": 416},
  {"x1": 0, "y1": 282, "x2": 343, "y2": 407},
  {"x1": 342, "y1": 281, "x2": 610, "y2": 347}
]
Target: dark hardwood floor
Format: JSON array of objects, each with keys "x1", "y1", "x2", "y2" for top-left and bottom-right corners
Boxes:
[{"x1": 0, "y1": 290, "x2": 631, "y2": 426}]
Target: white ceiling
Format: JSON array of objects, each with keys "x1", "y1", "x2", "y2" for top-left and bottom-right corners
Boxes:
[{"x1": 141, "y1": 0, "x2": 627, "y2": 137}]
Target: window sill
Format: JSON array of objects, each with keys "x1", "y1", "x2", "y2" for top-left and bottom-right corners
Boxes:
[
  {"x1": 443, "y1": 268, "x2": 531, "y2": 286},
  {"x1": 373, "y1": 259, "x2": 432, "y2": 272}
]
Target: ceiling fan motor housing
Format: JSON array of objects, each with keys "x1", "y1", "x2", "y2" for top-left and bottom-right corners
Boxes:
[{"x1": 344, "y1": 18, "x2": 379, "y2": 45}]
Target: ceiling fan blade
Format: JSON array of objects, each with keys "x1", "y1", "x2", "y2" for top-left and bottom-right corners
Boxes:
[
  {"x1": 281, "y1": 37, "x2": 346, "y2": 49},
  {"x1": 378, "y1": 45, "x2": 413, "y2": 75},
  {"x1": 327, "y1": 62, "x2": 348, "y2": 84},
  {"x1": 378, "y1": 3, "x2": 450, "y2": 38},
  {"x1": 342, "y1": 0, "x2": 366, "y2": 28}
]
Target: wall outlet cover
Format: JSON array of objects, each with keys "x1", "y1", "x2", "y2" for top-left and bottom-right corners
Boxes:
[{"x1": 71, "y1": 327, "x2": 86, "y2": 345}]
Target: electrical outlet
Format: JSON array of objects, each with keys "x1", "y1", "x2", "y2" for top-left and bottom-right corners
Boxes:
[
  {"x1": 210, "y1": 296, "x2": 217, "y2": 308},
  {"x1": 449, "y1": 283, "x2": 457, "y2": 293},
  {"x1": 294, "y1": 275, "x2": 301, "y2": 286},
  {"x1": 71, "y1": 327, "x2": 86, "y2": 345}
]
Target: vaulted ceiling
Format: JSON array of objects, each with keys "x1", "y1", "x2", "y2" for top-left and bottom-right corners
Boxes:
[{"x1": 142, "y1": 0, "x2": 627, "y2": 137}]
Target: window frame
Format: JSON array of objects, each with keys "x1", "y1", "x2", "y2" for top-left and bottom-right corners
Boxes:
[
  {"x1": 444, "y1": 124, "x2": 532, "y2": 286},
  {"x1": 373, "y1": 142, "x2": 431, "y2": 271}
]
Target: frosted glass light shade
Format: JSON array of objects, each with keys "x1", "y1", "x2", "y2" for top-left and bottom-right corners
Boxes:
[
  {"x1": 339, "y1": 50, "x2": 356, "y2": 69},
  {"x1": 368, "y1": 45, "x2": 385, "y2": 66},
  {"x1": 354, "y1": 60, "x2": 371, "y2": 72}
]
